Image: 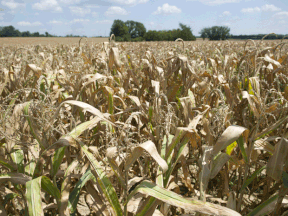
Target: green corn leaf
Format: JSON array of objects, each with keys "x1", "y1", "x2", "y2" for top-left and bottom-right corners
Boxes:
[
  {"x1": 68, "y1": 169, "x2": 95, "y2": 214},
  {"x1": 164, "y1": 137, "x2": 189, "y2": 187},
  {"x1": 11, "y1": 149, "x2": 24, "y2": 173},
  {"x1": 128, "y1": 180, "x2": 241, "y2": 216},
  {"x1": 247, "y1": 194, "x2": 278, "y2": 216},
  {"x1": 25, "y1": 177, "x2": 44, "y2": 216},
  {"x1": 240, "y1": 165, "x2": 266, "y2": 192},
  {"x1": 237, "y1": 136, "x2": 248, "y2": 163},
  {"x1": 0, "y1": 159, "x2": 16, "y2": 171},
  {"x1": 52, "y1": 117, "x2": 102, "y2": 178},
  {"x1": 79, "y1": 140, "x2": 123, "y2": 216},
  {"x1": 41, "y1": 176, "x2": 61, "y2": 203},
  {"x1": 51, "y1": 146, "x2": 66, "y2": 178}
]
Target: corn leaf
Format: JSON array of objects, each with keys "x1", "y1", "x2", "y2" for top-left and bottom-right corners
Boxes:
[
  {"x1": 125, "y1": 141, "x2": 168, "y2": 173},
  {"x1": 267, "y1": 138, "x2": 288, "y2": 181},
  {"x1": 212, "y1": 125, "x2": 248, "y2": 158},
  {"x1": 240, "y1": 165, "x2": 266, "y2": 192},
  {"x1": 128, "y1": 180, "x2": 241, "y2": 216},
  {"x1": 79, "y1": 141, "x2": 123, "y2": 216},
  {"x1": 68, "y1": 169, "x2": 94, "y2": 214},
  {"x1": 25, "y1": 177, "x2": 44, "y2": 216}
]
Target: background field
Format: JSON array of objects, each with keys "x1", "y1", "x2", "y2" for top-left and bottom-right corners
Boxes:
[
  {"x1": 0, "y1": 37, "x2": 284, "y2": 46},
  {"x1": 0, "y1": 37, "x2": 109, "y2": 46}
]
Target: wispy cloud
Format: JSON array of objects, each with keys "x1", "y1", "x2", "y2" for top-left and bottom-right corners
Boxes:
[
  {"x1": 221, "y1": 11, "x2": 231, "y2": 16},
  {"x1": 70, "y1": 19, "x2": 90, "y2": 23},
  {"x1": 187, "y1": 0, "x2": 239, "y2": 6},
  {"x1": 241, "y1": 7, "x2": 260, "y2": 13},
  {"x1": 69, "y1": 6, "x2": 91, "y2": 16},
  {"x1": 261, "y1": 4, "x2": 281, "y2": 12},
  {"x1": 1, "y1": 0, "x2": 25, "y2": 10},
  {"x1": 109, "y1": 0, "x2": 148, "y2": 6},
  {"x1": 241, "y1": 4, "x2": 281, "y2": 14},
  {"x1": 105, "y1": 6, "x2": 129, "y2": 16},
  {"x1": 273, "y1": 11, "x2": 288, "y2": 19},
  {"x1": 94, "y1": 20, "x2": 113, "y2": 24},
  {"x1": 48, "y1": 20, "x2": 63, "y2": 24},
  {"x1": 59, "y1": 0, "x2": 81, "y2": 4},
  {"x1": 32, "y1": 0, "x2": 62, "y2": 12},
  {"x1": 17, "y1": 21, "x2": 43, "y2": 26}
]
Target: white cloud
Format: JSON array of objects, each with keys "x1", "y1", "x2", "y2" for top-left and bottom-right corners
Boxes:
[
  {"x1": 279, "y1": 20, "x2": 286, "y2": 24},
  {"x1": 17, "y1": 21, "x2": 43, "y2": 26},
  {"x1": 241, "y1": 7, "x2": 261, "y2": 13},
  {"x1": 273, "y1": 11, "x2": 288, "y2": 19},
  {"x1": 105, "y1": 6, "x2": 129, "y2": 16},
  {"x1": 153, "y1": 3, "x2": 181, "y2": 15},
  {"x1": 95, "y1": 20, "x2": 113, "y2": 24},
  {"x1": 69, "y1": 6, "x2": 91, "y2": 16},
  {"x1": 59, "y1": 0, "x2": 81, "y2": 4},
  {"x1": 48, "y1": 20, "x2": 63, "y2": 24},
  {"x1": 241, "y1": 5, "x2": 281, "y2": 14},
  {"x1": 0, "y1": 13, "x2": 3, "y2": 20},
  {"x1": 1, "y1": 0, "x2": 25, "y2": 10},
  {"x1": 109, "y1": 0, "x2": 148, "y2": 6},
  {"x1": 261, "y1": 4, "x2": 281, "y2": 12},
  {"x1": 32, "y1": 0, "x2": 62, "y2": 12},
  {"x1": 222, "y1": 11, "x2": 231, "y2": 16},
  {"x1": 70, "y1": 19, "x2": 90, "y2": 23},
  {"x1": 35, "y1": 12, "x2": 39, "y2": 15},
  {"x1": 187, "y1": 0, "x2": 239, "y2": 6}
]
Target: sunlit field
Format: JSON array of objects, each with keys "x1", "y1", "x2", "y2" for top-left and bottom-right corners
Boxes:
[
  {"x1": 0, "y1": 38, "x2": 288, "y2": 215},
  {"x1": 0, "y1": 37, "x2": 109, "y2": 46}
]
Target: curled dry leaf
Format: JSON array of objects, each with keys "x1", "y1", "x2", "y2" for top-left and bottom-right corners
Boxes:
[
  {"x1": 267, "y1": 138, "x2": 288, "y2": 181},
  {"x1": 125, "y1": 141, "x2": 168, "y2": 173}
]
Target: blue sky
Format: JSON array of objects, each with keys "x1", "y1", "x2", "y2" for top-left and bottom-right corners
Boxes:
[{"x1": 0, "y1": 0, "x2": 287, "y2": 37}]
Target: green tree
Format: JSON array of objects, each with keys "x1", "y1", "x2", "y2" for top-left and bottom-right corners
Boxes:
[
  {"x1": 199, "y1": 27, "x2": 208, "y2": 40},
  {"x1": 144, "y1": 30, "x2": 162, "y2": 41},
  {"x1": 199, "y1": 26, "x2": 230, "y2": 41},
  {"x1": 32, "y1": 32, "x2": 40, "y2": 37},
  {"x1": 22, "y1": 31, "x2": 31, "y2": 37},
  {"x1": 125, "y1": 20, "x2": 146, "y2": 39},
  {"x1": 0, "y1": 25, "x2": 16, "y2": 37},
  {"x1": 178, "y1": 23, "x2": 196, "y2": 41},
  {"x1": 110, "y1": 19, "x2": 129, "y2": 40}
]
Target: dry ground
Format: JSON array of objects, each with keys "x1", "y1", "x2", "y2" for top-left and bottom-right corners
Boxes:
[{"x1": 0, "y1": 37, "x2": 109, "y2": 46}]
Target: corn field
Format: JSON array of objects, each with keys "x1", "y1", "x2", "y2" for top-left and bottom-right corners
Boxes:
[{"x1": 0, "y1": 35, "x2": 288, "y2": 216}]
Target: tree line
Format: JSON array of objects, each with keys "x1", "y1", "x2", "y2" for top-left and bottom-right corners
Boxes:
[
  {"x1": 0, "y1": 25, "x2": 90, "y2": 37},
  {"x1": 229, "y1": 34, "x2": 288, "y2": 40},
  {"x1": 0, "y1": 25, "x2": 56, "y2": 37},
  {"x1": 0, "y1": 22, "x2": 287, "y2": 41},
  {"x1": 110, "y1": 20, "x2": 196, "y2": 41}
]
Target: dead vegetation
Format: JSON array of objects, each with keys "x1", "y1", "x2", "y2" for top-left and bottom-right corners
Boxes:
[{"x1": 0, "y1": 36, "x2": 288, "y2": 216}]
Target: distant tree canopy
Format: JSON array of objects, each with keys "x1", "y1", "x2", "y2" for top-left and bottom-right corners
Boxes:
[
  {"x1": 110, "y1": 20, "x2": 130, "y2": 41},
  {"x1": 110, "y1": 20, "x2": 196, "y2": 42},
  {"x1": 229, "y1": 34, "x2": 288, "y2": 40},
  {"x1": 125, "y1": 20, "x2": 146, "y2": 39},
  {"x1": 144, "y1": 23, "x2": 196, "y2": 41},
  {"x1": 0, "y1": 25, "x2": 55, "y2": 37},
  {"x1": 200, "y1": 26, "x2": 230, "y2": 40}
]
